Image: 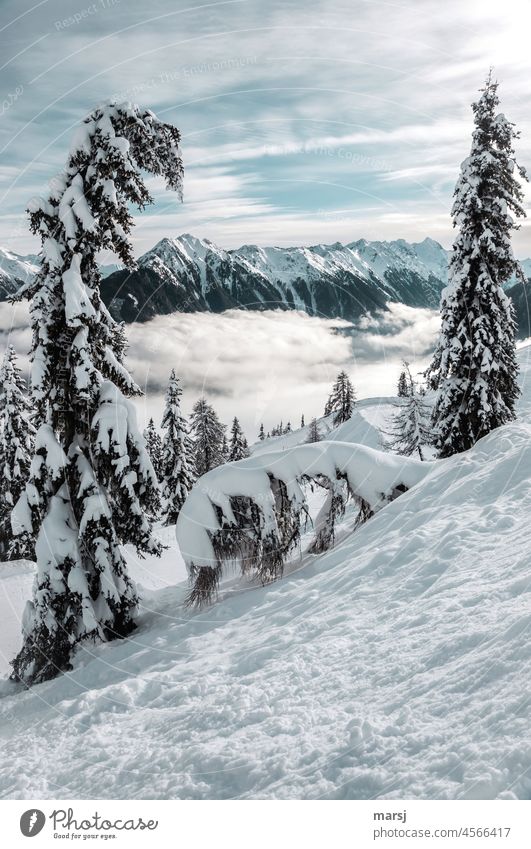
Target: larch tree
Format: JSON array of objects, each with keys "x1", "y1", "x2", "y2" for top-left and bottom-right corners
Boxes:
[
  {"x1": 327, "y1": 371, "x2": 356, "y2": 425},
  {"x1": 160, "y1": 369, "x2": 195, "y2": 525},
  {"x1": 427, "y1": 72, "x2": 526, "y2": 457},
  {"x1": 10, "y1": 102, "x2": 183, "y2": 686},
  {"x1": 228, "y1": 417, "x2": 250, "y2": 462},
  {"x1": 0, "y1": 346, "x2": 35, "y2": 560},
  {"x1": 384, "y1": 364, "x2": 433, "y2": 461},
  {"x1": 306, "y1": 417, "x2": 321, "y2": 443},
  {"x1": 191, "y1": 398, "x2": 226, "y2": 477}
]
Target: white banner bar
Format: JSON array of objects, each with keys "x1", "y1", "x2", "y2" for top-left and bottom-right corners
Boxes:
[{"x1": 1, "y1": 799, "x2": 530, "y2": 848}]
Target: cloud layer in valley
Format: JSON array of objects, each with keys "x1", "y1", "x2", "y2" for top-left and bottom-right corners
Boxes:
[{"x1": 0, "y1": 301, "x2": 440, "y2": 439}]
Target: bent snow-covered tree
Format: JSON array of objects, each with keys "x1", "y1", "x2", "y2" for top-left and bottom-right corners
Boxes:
[
  {"x1": 176, "y1": 441, "x2": 430, "y2": 608},
  {"x1": 427, "y1": 73, "x2": 526, "y2": 457},
  {"x1": 0, "y1": 346, "x2": 35, "y2": 560},
  {"x1": 160, "y1": 369, "x2": 195, "y2": 525},
  {"x1": 10, "y1": 102, "x2": 183, "y2": 686}
]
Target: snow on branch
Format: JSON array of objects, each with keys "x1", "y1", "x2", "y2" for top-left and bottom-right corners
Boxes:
[{"x1": 176, "y1": 440, "x2": 432, "y2": 607}]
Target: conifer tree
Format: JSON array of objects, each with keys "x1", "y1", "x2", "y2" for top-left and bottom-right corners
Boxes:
[
  {"x1": 221, "y1": 433, "x2": 229, "y2": 462},
  {"x1": 160, "y1": 369, "x2": 195, "y2": 525},
  {"x1": 229, "y1": 417, "x2": 250, "y2": 462},
  {"x1": 306, "y1": 417, "x2": 321, "y2": 443},
  {"x1": 10, "y1": 102, "x2": 183, "y2": 686},
  {"x1": 397, "y1": 368, "x2": 411, "y2": 398},
  {"x1": 301, "y1": 414, "x2": 305, "y2": 428},
  {"x1": 427, "y1": 73, "x2": 526, "y2": 457},
  {"x1": 0, "y1": 346, "x2": 35, "y2": 560},
  {"x1": 327, "y1": 371, "x2": 356, "y2": 425},
  {"x1": 143, "y1": 418, "x2": 163, "y2": 480},
  {"x1": 284, "y1": 421, "x2": 291, "y2": 434},
  {"x1": 191, "y1": 398, "x2": 226, "y2": 477},
  {"x1": 258, "y1": 423, "x2": 265, "y2": 441},
  {"x1": 384, "y1": 364, "x2": 433, "y2": 460}
]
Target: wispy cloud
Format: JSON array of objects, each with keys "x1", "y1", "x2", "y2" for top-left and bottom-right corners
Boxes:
[{"x1": 1, "y1": 0, "x2": 530, "y2": 253}]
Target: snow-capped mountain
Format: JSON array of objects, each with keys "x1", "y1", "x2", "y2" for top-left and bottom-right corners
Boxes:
[
  {"x1": 101, "y1": 233, "x2": 451, "y2": 323},
  {"x1": 2, "y1": 236, "x2": 530, "y2": 336},
  {"x1": 0, "y1": 247, "x2": 39, "y2": 299}
]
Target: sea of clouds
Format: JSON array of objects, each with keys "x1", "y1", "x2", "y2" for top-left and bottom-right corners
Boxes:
[{"x1": 0, "y1": 301, "x2": 440, "y2": 440}]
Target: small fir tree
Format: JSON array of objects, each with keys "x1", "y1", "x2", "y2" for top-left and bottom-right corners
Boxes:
[
  {"x1": 327, "y1": 371, "x2": 356, "y2": 425},
  {"x1": 258, "y1": 423, "x2": 265, "y2": 441},
  {"x1": 229, "y1": 417, "x2": 250, "y2": 462},
  {"x1": 143, "y1": 418, "x2": 163, "y2": 480},
  {"x1": 191, "y1": 398, "x2": 227, "y2": 477},
  {"x1": 160, "y1": 370, "x2": 195, "y2": 525},
  {"x1": 397, "y1": 368, "x2": 411, "y2": 398}
]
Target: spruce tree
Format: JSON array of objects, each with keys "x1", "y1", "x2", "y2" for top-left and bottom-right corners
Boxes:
[
  {"x1": 143, "y1": 418, "x2": 163, "y2": 480},
  {"x1": 10, "y1": 102, "x2": 183, "y2": 686},
  {"x1": 258, "y1": 423, "x2": 265, "y2": 441},
  {"x1": 0, "y1": 346, "x2": 35, "y2": 560},
  {"x1": 228, "y1": 417, "x2": 250, "y2": 462},
  {"x1": 384, "y1": 365, "x2": 433, "y2": 460},
  {"x1": 306, "y1": 417, "x2": 321, "y2": 443},
  {"x1": 191, "y1": 398, "x2": 226, "y2": 477},
  {"x1": 301, "y1": 414, "x2": 305, "y2": 428},
  {"x1": 327, "y1": 370, "x2": 356, "y2": 425},
  {"x1": 160, "y1": 369, "x2": 195, "y2": 525},
  {"x1": 427, "y1": 73, "x2": 526, "y2": 457}
]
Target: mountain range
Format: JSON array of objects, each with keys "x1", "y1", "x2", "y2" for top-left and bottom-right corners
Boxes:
[{"x1": 1, "y1": 236, "x2": 530, "y2": 336}]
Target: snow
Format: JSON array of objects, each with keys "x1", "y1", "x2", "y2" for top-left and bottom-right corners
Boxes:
[{"x1": 1, "y1": 349, "x2": 531, "y2": 798}]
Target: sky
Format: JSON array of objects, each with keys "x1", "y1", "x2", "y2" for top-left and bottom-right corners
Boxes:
[{"x1": 2, "y1": 0, "x2": 531, "y2": 257}]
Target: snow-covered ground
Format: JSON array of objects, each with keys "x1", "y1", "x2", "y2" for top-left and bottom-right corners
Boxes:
[{"x1": 0, "y1": 347, "x2": 530, "y2": 799}]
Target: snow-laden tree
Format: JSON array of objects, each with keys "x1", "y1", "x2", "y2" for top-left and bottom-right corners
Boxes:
[
  {"x1": 191, "y1": 398, "x2": 226, "y2": 477},
  {"x1": 143, "y1": 418, "x2": 163, "y2": 480},
  {"x1": 306, "y1": 417, "x2": 321, "y2": 443},
  {"x1": 10, "y1": 102, "x2": 183, "y2": 686},
  {"x1": 0, "y1": 346, "x2": 35, "y2": 560},
  {"x1": 301, "y1": 414, "x2": 305, "y2": 428},
  {"x1": 327, "y1": 371, "x2": 356, "y2": 425},
  {"x1": 258, "y1": 423, "x2": 265, "y2": 441},
  {"x1": 160, "y1": 369, "x2": 195, "y2": 525},
  {"x1": 228, "y1": 417, "x2": 250, "y2": 462},
  {"x1": 397, "y1": 368, "x2": 411, "y2": 398},
  {"x1": 384, "y1": 365, "x2": 433, "y2": 461},
  {"x1": 427, "y1": 73, "x2": 526, "y2": 458},
  {"x1": 176, "y1": 441, "x2": 430, "y2": 607}
]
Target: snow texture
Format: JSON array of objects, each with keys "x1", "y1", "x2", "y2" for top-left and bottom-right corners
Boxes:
[{"x1": 0, "y1": 347, "x2": 530, "y2": 798}]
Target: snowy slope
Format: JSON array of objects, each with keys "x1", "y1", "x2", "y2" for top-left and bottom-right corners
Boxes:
[{"x1": 0, "y1": 350, "x2": 531, "y2": 799}]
